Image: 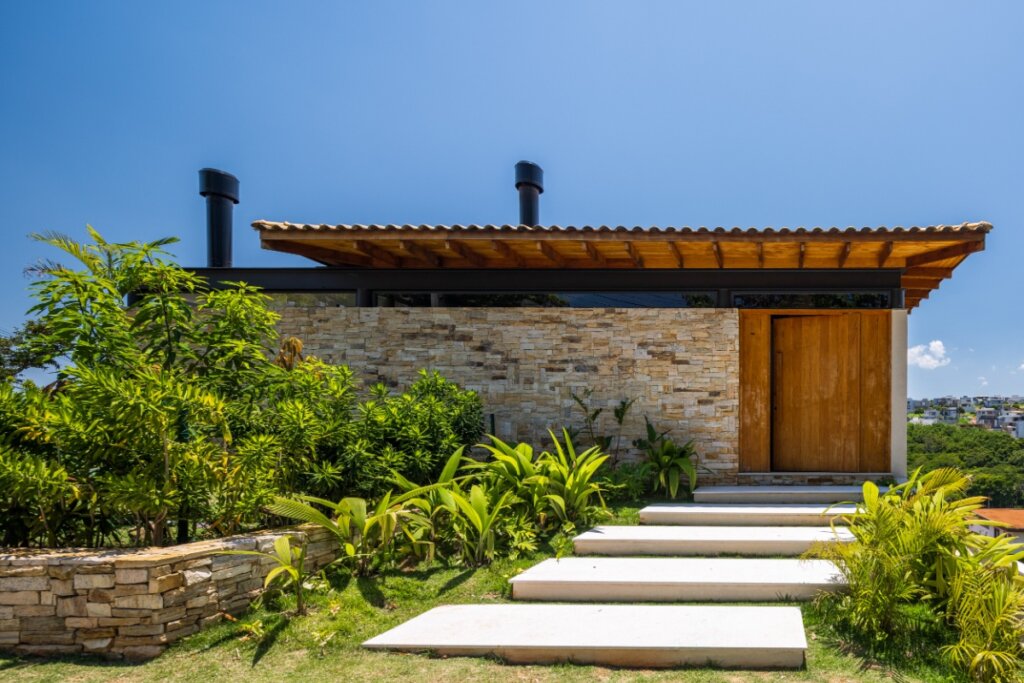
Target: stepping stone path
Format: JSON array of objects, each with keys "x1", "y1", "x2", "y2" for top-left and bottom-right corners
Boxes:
[{"x1": 364, "y1": 485, "x2": 860, "y2": 669}]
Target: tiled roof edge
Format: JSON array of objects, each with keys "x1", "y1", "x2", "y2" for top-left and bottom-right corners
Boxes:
[{"x1": 252, "y1": 221, "x2": 993, "y2": 235}]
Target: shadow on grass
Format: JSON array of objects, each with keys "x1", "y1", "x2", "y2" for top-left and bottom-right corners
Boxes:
[
  {"x1": 438, "y1": 569, "x2": 474, "y2": 595},
  {"x1": 251, "y1": 616, "x2": 289, "y2": 667},
  {"x1": 356, "y1": 576, "x2": 387, "y2": 607}
]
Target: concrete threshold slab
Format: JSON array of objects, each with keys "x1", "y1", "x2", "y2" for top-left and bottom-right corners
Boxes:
[
  {"x1": 694, "y1": 485, "x2": 872, "y2": 505},
  {"x1": 574, "y1": 525, "x2": 852, "y2": 556},
  {"x1": 510, "y1": 557, "x2": 845, "y2": 602},
  {"x1": 640, "y1": 503, "x2": 857, "y2": 526},
  {"x1": 363, "y1": 603, "x2": 808, "y2": 669}
]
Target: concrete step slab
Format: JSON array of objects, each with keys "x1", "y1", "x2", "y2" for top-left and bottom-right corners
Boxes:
[
  {"x1": 694, "y1": 485, "x2": 872, "y2": 505},
  {"x1": 574, "y1": 525, "x2": 852, "y2": 556},
  {"x1": 363, "y1": 603, "x2": 808, "y2": 668},
  {"x1": 510, "y1": 557, "x2": 845, "y2": 602},
  {"x1": 640, "y1": 503, "x2": 857, "y2": 526}
]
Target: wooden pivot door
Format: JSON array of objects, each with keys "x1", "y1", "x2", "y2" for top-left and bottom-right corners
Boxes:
[
  {"x1": 772, "y1": 315, "x2": 860, "y2": 472},
  {"x1": 739, "y1": 310, "x2": 892, "y2": 474}
]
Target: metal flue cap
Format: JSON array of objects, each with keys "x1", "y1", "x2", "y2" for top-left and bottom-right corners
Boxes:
[
  {"x1": 514, "y1": 161, "x2": 544, "y2": 193},
  {"x1": 199, "y1": 168, "x2": 240, "y2": 204}
]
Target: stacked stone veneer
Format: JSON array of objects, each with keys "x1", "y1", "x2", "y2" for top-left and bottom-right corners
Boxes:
[
  {"x1": 0, "y1": 525, "x2": 336, "y2": 659},
  {"x1": 277, "y1": 307, "x2": 741, "y2": 483}
]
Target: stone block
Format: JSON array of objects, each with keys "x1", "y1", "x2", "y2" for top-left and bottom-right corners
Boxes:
[
  {"x1": 0, "y1": 631, "x2": 19, "y2": 645},
  {"x1": 15, "y1": 644, "x2": 82, "y2": 656},
  {"x1": 76, "y1": 627, "x2": 115, "y2": 639},
  {"x1": 149, "y1": 572, "x2": 183, "y2": 593},
  {"x1": 0, "y1": 606, "x2": 11, "y2": 619},
  {"x1": 0, "y1": 592, "x2": 39, "y2": 606},
  {"x1": 118, "y1": 623, "x2": 165, "y2": 637},
  {"x1": 50, "y1": 579, "x2": 75, "y2": 596},
  {"x1": 80, "y1": 637, "x2": 112, "y2": 651},
  {"x1": 0, "y1": 618, "x2": 19, "y2": 631},
  {"x1": 115, "y1": 569, "x2": 148, "y2": 585},
  {"x1": 0, "y1": 566, "x2": 46, "y2": 578},
  {"x1": 46, "y1": 566, "x2": 75, "y2": 580},
  {"x1": 165, "y1": 623, "x2": 198, "y2": 640},
  {"x1": 21, "y1": 615, "x2": 66, "y2": 632},
  {"x1": 148, "y1": 565, "x2": 172, "y2": 579},
  {"x1": 39, "y1": 591, "x2": 55, "y2": 606},
  {"x1": 114, "y1": 634, "x2": 169, "y2": 647},
  {"x1": 56, "y1": 596, "x2": 89, "y2": 617},
  {"x1": 113, "y1": 594, "x2": 162, "y2": 610},
  {"x1": 74, "y1": 573, "x2": 115, "y2": 590},
  {"x1": 75, "y1": 564, "x2": 114, "y2": 575},
  {"x1": 0, "y1": 577, "x2": 50, "y2": 591},
  {"x1": 150, "y1": 606, "x2": 186, "y2": 625},
  {"x1": 86, "y1": 602, "x2": 112, "y2": 618},
  {"x1": 98, "y1": 617, "x2": 144, "y2": 627},
  {"x1": 121, "y1": 645, "x2": 164, "y2": 659},
  {"x1": 21, "y1": 631, "x2": 75, "y2": 645},
  {"x1": 12, "y1": 605, "x2": 55, "y2": 617},
  {"x1": 65, "y1": 617, "x2": 100, "y2": 629},
  {"x1": 182, "y1": 568, "x2": 212, "y2": 586}
]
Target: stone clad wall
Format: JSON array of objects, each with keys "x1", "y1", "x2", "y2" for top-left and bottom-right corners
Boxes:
[
  {"x1": 276, "y1": 307, "x2": 741, "y2": 482},
  {"x1": 0, "y1": 526, "x2": 337, "y2": 659}
]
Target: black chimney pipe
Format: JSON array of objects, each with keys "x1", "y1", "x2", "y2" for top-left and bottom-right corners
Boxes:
[
  {"x1": 514, "y1": 161, "x2": 543, "y2": 226},
  {"x1": 198, "y1": 168, "x2": 239, "y2": 268}
]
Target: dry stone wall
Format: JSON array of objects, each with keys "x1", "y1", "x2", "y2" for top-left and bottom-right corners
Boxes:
[
  {"x1": 0, "y1": 526, "x2": 336, "y2": 659},
  {"x1": 276, "y1": 307, "x2": 741, "y2": 483}
]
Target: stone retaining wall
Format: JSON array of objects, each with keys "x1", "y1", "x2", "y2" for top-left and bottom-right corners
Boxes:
[
  {"x1": 0, "y1": 525, "x2": 337, "y2": 659},
  {"x1": 276, "y1": 307, "x2": 741, "y2": 483}
]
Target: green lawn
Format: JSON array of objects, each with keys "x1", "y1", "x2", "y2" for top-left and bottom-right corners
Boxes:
[{"x1": 0, "y1": 504, "x2": 956, "y2": 683}]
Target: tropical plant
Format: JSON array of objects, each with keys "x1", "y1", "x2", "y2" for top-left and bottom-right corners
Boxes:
[
  {"x1": 447, "y1": 483, "x2": 514, "y2": 566},
  {"x1": 533, "y1": 429, "x2": 609, "y2": 528},
  {"x1": 633, "y1": 416, "x2": 697, "y2": 499},
  {"x1": 571, "y1": 389, "x2": 635, "y2": 460},
  {"x1": 810, "y1": 467, "x2": 1024, "y2": 679},
  {"x1": 221, "y1": 535, "x2": 310, "y2": 615}
]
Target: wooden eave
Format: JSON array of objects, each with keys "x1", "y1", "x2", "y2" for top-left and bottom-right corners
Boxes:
[{"x1": 253, "y1": 221, "x2": 991, "y2": 310}]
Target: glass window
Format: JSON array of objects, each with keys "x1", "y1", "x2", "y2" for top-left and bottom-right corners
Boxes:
[{"x1": 731, "y1": 292, "x2": 890, "y2": 309}]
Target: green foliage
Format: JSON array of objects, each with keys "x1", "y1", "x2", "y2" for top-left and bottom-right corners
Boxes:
[
  {"x1": 570, "y1": 389, "x2": 635, "y2": 460},
  {"x1": 0, "y1": 229, "x2": 483, "y2": 548},
  {"x1": 633, "y1": 416, "x2": 698, "y2": 499},
  {"x1": 598, "y1": 461, "x2": 654, "y2": 503},
  {"x1": 221, "y1": 535, "x2": 310, "y2": 615},
  {"x1": 809, "y1": 467, "x2": 1024, "y2": 680},
  {"x1": 908, "y1": 423, "x2": 1024, "y2": 506}
]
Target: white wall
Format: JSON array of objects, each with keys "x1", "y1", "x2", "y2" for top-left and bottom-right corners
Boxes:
[{"x1": 891, "y1": 310, "x2": 908, "y2": 479}]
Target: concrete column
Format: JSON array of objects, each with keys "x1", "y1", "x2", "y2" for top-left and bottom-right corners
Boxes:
[{"x1": 890, "y1": 310, "x2": 908, "y2": 479}]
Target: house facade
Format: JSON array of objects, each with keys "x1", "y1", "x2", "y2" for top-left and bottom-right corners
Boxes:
[{"x1": 195, "y1": 166, "x2": 989, "y2": 485}]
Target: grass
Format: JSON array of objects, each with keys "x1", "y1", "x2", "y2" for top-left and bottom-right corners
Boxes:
[{"x1": 0, "y1": 503, "x2": 959, "y2": 683}]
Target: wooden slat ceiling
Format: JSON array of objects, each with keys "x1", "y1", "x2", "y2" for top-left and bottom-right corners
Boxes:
[{"x1": 253, "y1": 221, "x2": 991, "y2": 310}]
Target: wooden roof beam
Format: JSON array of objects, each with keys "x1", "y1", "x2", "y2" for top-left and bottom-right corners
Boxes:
[
  {"x1": 798, "y1": 242, "x2": 806, "y2": 269},
  {"x1": 757, "y1": 242, "x2": 765, "y2": 268},
  {"x1": 878, "y1": 241, "x2": 895, "y2": 268},
  {"x1": 583, "y1": 241, "x2": 607, "y2": 267},
  {"x1": 668, "y1": 241, "x2": 685, "y2": 268},
  {"x1": 712, "y1": 241, "x2": 724, "y2": 268},
  {"x1": 443, "y1": 240, "x2": 486, "y2": 267},
  {"x1": 904, "y1": 266, "x2": 954, "y2": 279},
  {"x1": 492, "y1": 239, "x2": 525, "y2": 267},
  {"x1": 264, "y1": 239, "x2": 369, "y2": 267},
  {"x1": 537, "y1": 240, "x2": 567, "y2": 267},
  {"x1": 838, "y1": 242, "x2": 852, "y2": 268},
  {"x1": 625, "y1": 242, "x2": 644, "y2": 268},
  {"x1": 904, "y1": 240, "x2": 984, "y2": 268},
  {"x1": 905, "y1": 288, "x2": 931, "y2": 301},
  {"x1": 901, "y1": 276, "x2": 943, "y2": 289},
  {"x1": 399, "y1": 240, "x2": 442, "y2": 267},
  {"x1": 353, "y1": 240, "x2": 400, "y2": 267}
]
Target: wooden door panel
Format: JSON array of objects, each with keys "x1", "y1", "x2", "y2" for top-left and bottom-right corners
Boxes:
[{"x1": 771, "y1": 315, "x2": 861, "y2": 472}]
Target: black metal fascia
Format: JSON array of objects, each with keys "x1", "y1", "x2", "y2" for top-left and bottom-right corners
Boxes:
[{"x1": 188, "y1": 267, "x2": 904, "y2": 292}]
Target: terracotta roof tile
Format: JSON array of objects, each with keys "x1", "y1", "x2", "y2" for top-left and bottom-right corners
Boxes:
[{"x1": 253, "y1": 221, "x2": 992, "y2": 235}]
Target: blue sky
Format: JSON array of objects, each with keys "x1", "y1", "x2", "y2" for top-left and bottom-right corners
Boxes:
[{"x1": 0, "y1": 2, "x2": 1020, "y2": 397}]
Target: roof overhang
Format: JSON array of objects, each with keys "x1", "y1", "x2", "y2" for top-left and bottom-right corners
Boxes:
[{"x1": 252, "y1": 221, "x2": 991, "y2": 310}]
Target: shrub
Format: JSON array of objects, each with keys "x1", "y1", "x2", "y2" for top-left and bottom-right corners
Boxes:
[
  {"x1": 0, "y1": 229, "x2": 484, "y2": 548},
  {"x1": 633, "y1": 417, "x2": 698, "y2": 499},
  {"x1": 809, "y1": 468, "x2": 1024, "y2": 680}
]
